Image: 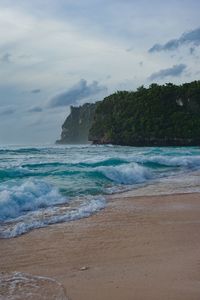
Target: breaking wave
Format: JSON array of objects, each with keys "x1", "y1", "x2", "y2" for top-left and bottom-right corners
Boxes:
[
  {"x1": 0, "y1": 196, "x2": 105, "y2": 238},
  {"x1": 0, "y1": 179, "x2": 105, "y2": 238},
  {"x1": 97, "y1": 163, "x2": 151, "y2": 184},
  {"x1": 0, "y1": 180, "x2": 66, "y2": 221},
  {"x1": 1, "y1": 145, "x2": 200, "y2": 238},
  {"x1": 142, "y1": 155, "x2": 200, "y2": 168}
]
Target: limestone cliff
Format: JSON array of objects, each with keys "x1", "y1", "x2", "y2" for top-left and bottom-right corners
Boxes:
[
  {"x1": 56, "y1": 103, "x2": 97, "y2": 144},
  {"x1": 57, "y1": 81, "x2": 200, "y2": 147}
]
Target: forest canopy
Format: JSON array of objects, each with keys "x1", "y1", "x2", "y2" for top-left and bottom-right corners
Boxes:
[{"x1": 89, "y1": 81, "x2": 200, "y2": 146}]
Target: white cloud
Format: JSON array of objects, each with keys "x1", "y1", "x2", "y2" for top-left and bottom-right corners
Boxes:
[{"x1": 0, "y1": 7, "x2": 114, "y2": 89}]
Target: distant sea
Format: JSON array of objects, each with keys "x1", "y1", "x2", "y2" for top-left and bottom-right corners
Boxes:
[{"x1": 0, "y1": 144, "x2": 200, "y2": 238}]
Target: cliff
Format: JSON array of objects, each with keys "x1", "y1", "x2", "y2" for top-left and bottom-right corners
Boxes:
[
  {"x1": 56, "y1": 103, "x2": 97, "y2": 144},
  {"x1": 89, "y1": 81, "x2": 200, "y2": 146},
  {"x1": 57, "y1": 81, "x2": 200, "y2": 146}
]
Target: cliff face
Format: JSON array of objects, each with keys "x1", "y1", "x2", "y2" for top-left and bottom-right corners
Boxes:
[
  {"x1": 57, "y1": 81, "x2": 200, "y2": 147},
  {"x1": 56, "y1": 103, "x2": 97, "y2": 144}
]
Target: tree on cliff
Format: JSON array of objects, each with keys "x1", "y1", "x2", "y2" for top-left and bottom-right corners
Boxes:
[{"x1": 88, "y1": 81, "x2": 200, "y2": 146}]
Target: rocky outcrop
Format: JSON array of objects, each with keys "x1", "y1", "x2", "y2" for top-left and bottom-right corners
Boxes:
[
  {"x1": 56, "y1": 103, "x2": 97, "y2": 144},
  {"x1": 57, "y1": 81, "x2": 200, "y2": 146}
]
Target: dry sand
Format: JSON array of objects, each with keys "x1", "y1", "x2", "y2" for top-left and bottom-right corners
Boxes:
[{"x1": 1, "y1": 193, "x2": 200, "y2": 300}]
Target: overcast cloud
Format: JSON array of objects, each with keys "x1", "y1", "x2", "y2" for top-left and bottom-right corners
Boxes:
[
  {"x1": 149, "y1": 64, "x2": 187, "y2": 81},
  {"x1": 149, "y1": 27, "x2": 200, "y2": 53},
  {"x1": 0, "y1": 52, "x2": 11, "y2": 63},
  {"x1": 0, "y1": 106, "x2": 16, "y2": 116},
  {"x1": 31, "y1": 89, "x2": 41, "y2": 94},
  {"x1": 0, "y1": 0, "x2": 199, "y2": 144},
  {"x1": 27, "y1": 106, "x2": 43, "y2": 113},
  {"x1": 49, "y1": 79, "x2": 107, "y2": 108}
]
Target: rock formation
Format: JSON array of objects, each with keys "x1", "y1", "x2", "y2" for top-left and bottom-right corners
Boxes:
[{"x1": 56, "y1": 103, "x2": 97, "y2": 144}]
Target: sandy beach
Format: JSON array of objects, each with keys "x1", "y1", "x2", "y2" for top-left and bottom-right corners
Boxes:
[{"x1": 1, "y1": 193, "x2": 200, "y2": 300}]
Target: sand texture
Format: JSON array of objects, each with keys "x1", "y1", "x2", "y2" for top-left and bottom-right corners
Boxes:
[{"x1": 1, "y1": 193, "x2": 200, "y2": 300}]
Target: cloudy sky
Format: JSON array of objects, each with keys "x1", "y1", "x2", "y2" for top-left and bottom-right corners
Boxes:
[{"x1": 0, "y1": 0, "x2": 199, "y2": 144}]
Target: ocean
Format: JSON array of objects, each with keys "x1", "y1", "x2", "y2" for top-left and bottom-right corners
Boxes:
[{"x1": 0, "y1": 144, "x2": 200, "y2": 238}]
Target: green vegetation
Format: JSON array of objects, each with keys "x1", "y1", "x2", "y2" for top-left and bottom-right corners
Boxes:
[{"x1": 89, "y1": 81, "x2": 200, "y2": 146}]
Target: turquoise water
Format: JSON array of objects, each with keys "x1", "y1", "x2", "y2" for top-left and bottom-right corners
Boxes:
[{"x1": 0, "y1": 144, "x2": 200, "y2": 238}]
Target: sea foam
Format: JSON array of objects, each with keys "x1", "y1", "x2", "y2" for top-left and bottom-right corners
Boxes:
[
  {"x1": 0, "y1": 179, "x2": 105, "y2": 238},
  {"x1": 142, "y1": 155, "x2": 200, "y2": 168},
  {"x1": 0, "y1": 197, "x2": 105, "y2": 238},
  {"x1": 0, "y1": 179, "x2": 66, "y2": 221},
  {"x1": 0, "y1": 272, "x2": 67, "y2": 300},
  {"x1": 98, "y1": 163, "x2": 151, "y2": 184},
  {"x1": 1, "y1": 145, "x2": 200, "y2": 238}
]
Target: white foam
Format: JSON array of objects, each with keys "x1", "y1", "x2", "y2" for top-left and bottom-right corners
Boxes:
[
  {"x1": 111, "y1": 171, "x2": 200, "y2": 198},
  {"x1": 98, "y1": 163, "x2": 151, "y2": 184},
  {"x1": 0, "y1": 272, "x2": 67, "y2": 300},
  {"x1": 143, "y1": 155, "x2": 200, "y2": 168},
  {"x1": 0, "y1": 197, "x2": 106, "y2": 238},
  {"x1": 0, "y1": 180, "x2": 66, "y2": 221}
]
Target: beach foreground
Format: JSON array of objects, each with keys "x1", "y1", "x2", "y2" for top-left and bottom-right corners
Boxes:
[{"x1": 1, "y1": 193, "x2": 200, "y2": 300}]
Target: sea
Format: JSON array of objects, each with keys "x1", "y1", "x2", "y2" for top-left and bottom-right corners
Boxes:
[{"x1": 0, "y1": 144, "x2": 200, "y2": 238}]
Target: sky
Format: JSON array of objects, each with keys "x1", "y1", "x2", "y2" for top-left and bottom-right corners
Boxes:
[{"x1": 0, "y1": 0, "x2": 199, "y2": 144}]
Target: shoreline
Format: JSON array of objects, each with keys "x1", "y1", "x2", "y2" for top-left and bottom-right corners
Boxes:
[{"x1": 1, "y1": 192, "x2": 200, "y2": 299}]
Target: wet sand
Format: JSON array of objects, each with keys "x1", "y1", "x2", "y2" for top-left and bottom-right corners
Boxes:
[{"x1": 1, "y1": 193, "x2": 200, "y2": 300}]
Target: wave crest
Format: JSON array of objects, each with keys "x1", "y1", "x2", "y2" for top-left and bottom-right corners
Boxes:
[
  {"x1": 98, "y1": 163, "x2": 151, "y2": 184},
  {"x1": 142, "y1": 155, "x2": 200, "y2": 168},
  {"x1": 0, "y1": 196, "x2": 105, "y2": 238},
  {"x1": 0, "y1": 180, "x2": 66, "y2": 221}
]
